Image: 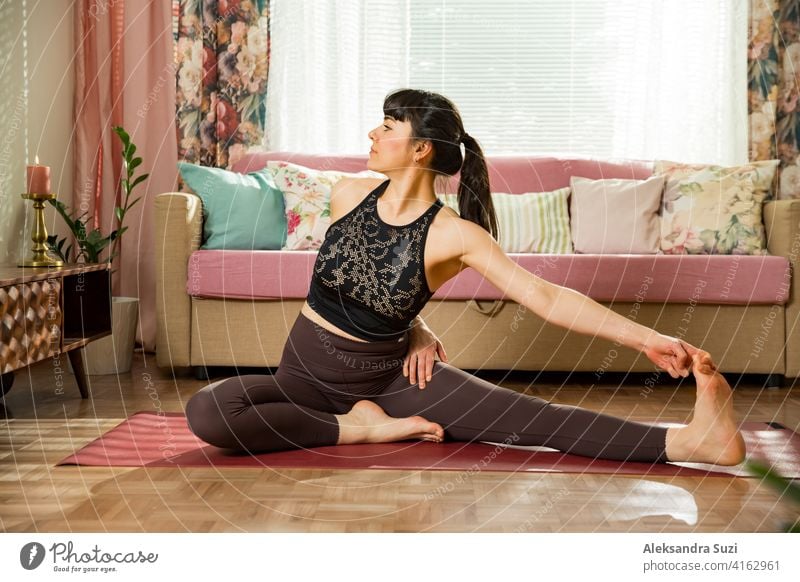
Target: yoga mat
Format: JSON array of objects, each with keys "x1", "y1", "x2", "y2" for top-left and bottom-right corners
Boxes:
[{"x1": 56, "y1": 412, "x2": 800, "y2": 478}]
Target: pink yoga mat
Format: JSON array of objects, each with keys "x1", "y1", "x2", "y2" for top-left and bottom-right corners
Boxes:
[{"x1": 55, "y1": 412, "x2": 800, "y2": 478}]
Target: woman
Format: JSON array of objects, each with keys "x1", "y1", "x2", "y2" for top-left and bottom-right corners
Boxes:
[{"x1": 185, "y1": 88, "x2": 746, "y2": 466}]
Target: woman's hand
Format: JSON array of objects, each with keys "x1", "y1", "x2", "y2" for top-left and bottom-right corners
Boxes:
[
  {"x1": 403, "y1": 326, "x2": 448, "y2": 389},
  {"x1": 642, "y1": 333, "x2": 699, "y2": 378}
]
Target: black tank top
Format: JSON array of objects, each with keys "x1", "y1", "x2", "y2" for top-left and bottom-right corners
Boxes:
[{"x1": 306, "y1": 178, "x2": 444, "y2": 342}]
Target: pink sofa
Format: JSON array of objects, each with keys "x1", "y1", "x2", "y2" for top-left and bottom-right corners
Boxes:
[{"x1": 155, "y1": 152, "x2": 797, "y2": 387}]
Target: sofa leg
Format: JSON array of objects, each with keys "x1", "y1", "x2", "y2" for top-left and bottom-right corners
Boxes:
[
  {"x1": 765, "y1": 374, "x2": 784, "y2": 389},
  {"x1": 193, "y1": 365, "x2": 210, "y2": 381}
]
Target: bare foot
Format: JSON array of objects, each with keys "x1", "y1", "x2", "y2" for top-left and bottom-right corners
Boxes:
[
  {"x1": 665, "y1": 351, "x2": 746, "y2": 465},
  {"x1": 335, "y1": 400, "x2": 445, "y2": 445}
]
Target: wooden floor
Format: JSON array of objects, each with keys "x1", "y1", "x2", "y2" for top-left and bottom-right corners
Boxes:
[{"x1": 1, "y1": 351, "x2": 798, "y2": 533}]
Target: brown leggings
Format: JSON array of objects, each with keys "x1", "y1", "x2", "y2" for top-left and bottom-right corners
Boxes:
[{"x1": 184, "y1": 311, "x2": 670, "y2": 463}]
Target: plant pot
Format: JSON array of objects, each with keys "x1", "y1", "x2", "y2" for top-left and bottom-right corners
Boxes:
[{"x1": 68, "y1": 296, "x2": 139, "y2": 375}]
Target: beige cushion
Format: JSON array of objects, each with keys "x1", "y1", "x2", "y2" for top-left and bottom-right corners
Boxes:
[{"x1": 569, "y1": 175, "x2": 665, "y2": 254}]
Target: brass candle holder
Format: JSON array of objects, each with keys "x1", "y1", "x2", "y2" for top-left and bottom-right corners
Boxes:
[{"x1": 18, "y1": 192, "x2": 64, "y2": 267}]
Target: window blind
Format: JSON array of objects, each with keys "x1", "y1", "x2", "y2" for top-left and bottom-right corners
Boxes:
[{"x1": 267, "y1": 0, "x2": 748, "y2": 164}]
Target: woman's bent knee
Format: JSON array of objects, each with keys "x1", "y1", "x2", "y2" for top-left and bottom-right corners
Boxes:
[{"x1": 185, "y1": 386, "x2": 237, "y2": 449}]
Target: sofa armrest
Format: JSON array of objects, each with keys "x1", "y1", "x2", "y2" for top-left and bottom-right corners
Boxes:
[
  {"x1": 155, "y1": 192, "x2": 203, "y2": 369},
  {"x1": 764, "y1": 199, "x2": 800, "y2": 376},
  {"x1": 764, "y1": 199, "x2": 800, "y2": 286}
]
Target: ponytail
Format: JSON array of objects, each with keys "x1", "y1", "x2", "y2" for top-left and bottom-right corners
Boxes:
[{"x1": 457, "y1": 133, "x2": 498, "y2": 241}]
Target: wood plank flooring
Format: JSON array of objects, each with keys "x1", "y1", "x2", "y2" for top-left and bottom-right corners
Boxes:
[{"x1": 1, "y1": 352, "x2": 798, "y2": 532}]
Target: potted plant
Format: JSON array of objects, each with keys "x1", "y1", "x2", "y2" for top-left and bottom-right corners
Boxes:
[
  {"x1": 47, "y1": 126, "x2": 148, "y2": 374},
  {"x1": 744, "y1": 458, "x2": 800, "y2": 532}
]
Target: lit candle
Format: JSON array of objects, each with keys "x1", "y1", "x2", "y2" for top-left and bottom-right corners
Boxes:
[{"x1": 26, "y1": 155, "x2": 51, "y2": 194}]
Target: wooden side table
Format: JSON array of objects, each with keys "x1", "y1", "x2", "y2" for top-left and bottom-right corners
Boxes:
[{"x1": 0, "y1": 263, "x2": 112, "y2": 399}]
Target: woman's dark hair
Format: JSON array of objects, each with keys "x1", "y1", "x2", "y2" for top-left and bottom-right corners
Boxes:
[{"x1": 383, "y1": 88, "x2": 499, "y2": 241}]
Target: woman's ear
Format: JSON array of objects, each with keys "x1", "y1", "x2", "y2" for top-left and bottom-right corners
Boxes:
[{"x1": 414, "y1": 139, "x2": 433, "y2": 163}]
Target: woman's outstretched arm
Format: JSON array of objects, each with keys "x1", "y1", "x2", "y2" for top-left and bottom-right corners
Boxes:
[{"x1": 457, "y1": 220, "x2": 695, "y2": 378}]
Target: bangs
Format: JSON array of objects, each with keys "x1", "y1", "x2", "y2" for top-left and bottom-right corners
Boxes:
[{"x1": 383, "y1": 89, "x2": 424, "y2": 124}]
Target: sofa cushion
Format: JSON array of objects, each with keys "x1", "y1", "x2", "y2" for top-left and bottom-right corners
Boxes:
[
  {"x1": 438, "y1": 188, "x2": 573, "y2": 253},
  {"x1": 177, "y1": 162, "x2": 287, "y2": 250},
  {"x1": 186, "y1": 250, "x2": 789, "y2": 305},
  {"x1": 231, "y1": 151, "x2": 654, "y2": 194},
  {"x1": 266, "y1": 160, "x2": 384, "y2": 250},
  {"x1": 569, "y1": 175, "x2": 664, "y2": 254},
  {"x1": 655, "y1": 159, "x2": 780, "y2": 256}
]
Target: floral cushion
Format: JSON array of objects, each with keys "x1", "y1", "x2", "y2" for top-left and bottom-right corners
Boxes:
[
  {"x1": 437, "y1": 187, "x2": 573, "y2": 253},
  {"x1": 267, "y1": 161, "x2": 385, "y2": 250},
  {"x1": 654, "y1": 159, "x2": 779, "y2": 255}
]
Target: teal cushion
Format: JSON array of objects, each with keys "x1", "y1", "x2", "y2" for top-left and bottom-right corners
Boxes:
[{"x1": 177, "y1": 162, "x2": 287, "y2": 250}]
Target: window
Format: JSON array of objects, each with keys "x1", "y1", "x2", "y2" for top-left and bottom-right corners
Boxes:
[{"x1": 266, "y1": 0, "x2": 748, "y2": 165}]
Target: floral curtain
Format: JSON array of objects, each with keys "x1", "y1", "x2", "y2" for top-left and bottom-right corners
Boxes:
[
  {"x1": 173, "y1": 0, "x2": 270, "y2": 169},
  {"x1": 749, "y1": 0, "x2": 800, "y2": 198}
]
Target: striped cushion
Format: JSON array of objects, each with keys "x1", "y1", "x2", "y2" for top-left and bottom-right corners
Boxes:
[{"x1": 437, "y1": 187, "x2": 573, "y2": 253}]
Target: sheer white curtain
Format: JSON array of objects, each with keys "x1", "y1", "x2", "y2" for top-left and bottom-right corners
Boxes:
[
  {"x1": 265, "y1": 0, "x2": 407, "y2": 155},
  {"x1": 266, "y1": 0, "x2": 748, "y2": 165},
  {"x1": 606, "y1": 0, "x2": 749, "y2": 165}
]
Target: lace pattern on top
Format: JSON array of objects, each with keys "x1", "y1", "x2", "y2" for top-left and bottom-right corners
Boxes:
[{"x1": 310, "y1": 179, "x2": 443, "y2": 325}]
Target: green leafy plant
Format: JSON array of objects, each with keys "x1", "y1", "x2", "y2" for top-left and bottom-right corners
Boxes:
[
  {"x1": 744, "y1": 458, "x2": 800, "y2": 532},
  {"x1": 46, "y1": 126, "x2": 148, "y2": 276}
]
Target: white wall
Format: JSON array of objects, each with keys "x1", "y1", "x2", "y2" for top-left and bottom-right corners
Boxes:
[
  {"x1": 0, "y1": 1, "x2": 29, "y2": 265},
  {"x1": 0, "y1": 0, "x2": 74, "y2": 265}
]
